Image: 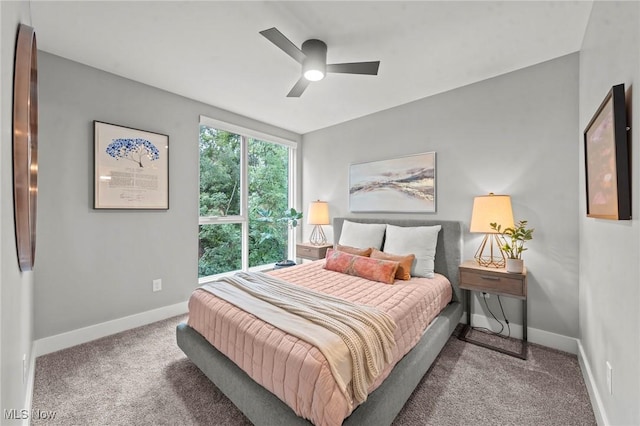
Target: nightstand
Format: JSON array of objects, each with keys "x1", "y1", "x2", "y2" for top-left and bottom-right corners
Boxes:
[
  {"x1": 296, "y1": 243, "x2": 332, "y2": 261},
  {"x1": 458, "y1": 260, "x2": 528, "y2": 359}
]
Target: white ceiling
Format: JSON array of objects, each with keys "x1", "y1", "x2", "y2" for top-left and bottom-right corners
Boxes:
[{"x1": 31, "y1": 1, "x2": 593, "y2": 134}]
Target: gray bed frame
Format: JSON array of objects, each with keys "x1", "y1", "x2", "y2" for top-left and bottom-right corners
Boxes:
[{"x1": 177, "y1": 218, "x2": 463, "y2": 425}]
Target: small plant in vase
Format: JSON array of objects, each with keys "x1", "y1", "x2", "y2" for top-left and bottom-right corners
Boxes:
[
  {"x1": 275, "y1": 207, "x2": 303, "y2": 268},
  {"x1": 255, "y1": 207, "x2": 303, "y2": 268},
  {"x1": 489, "y1": 220, "x2": 534, "y2": 273}
]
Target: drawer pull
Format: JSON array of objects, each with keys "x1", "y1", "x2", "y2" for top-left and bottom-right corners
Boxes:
[{"x1": 480, "y1": 275, "x2": 500, "y2": 281}]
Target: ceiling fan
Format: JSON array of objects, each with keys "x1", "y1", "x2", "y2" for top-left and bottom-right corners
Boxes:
[{"x1": 259, "y1": 27, "x2": 381, "y2": 97}]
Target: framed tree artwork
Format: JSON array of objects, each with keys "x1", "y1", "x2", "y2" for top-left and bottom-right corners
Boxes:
[
  {"x1": 583, "y1": 84, "x2": 630, "y2": 220},
  {"x1": 94, "y1": 121, "x2": 169, "y2": 209}
]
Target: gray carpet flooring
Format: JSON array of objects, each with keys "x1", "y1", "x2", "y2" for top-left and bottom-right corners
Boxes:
[{"x1": 32, "y1": 315, "x2": 596, "y2": 426}]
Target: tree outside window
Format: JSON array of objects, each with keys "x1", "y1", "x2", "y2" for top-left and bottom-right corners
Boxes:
[{"x1": 198, "y1": 125, "x2": 292, "y2": 277}]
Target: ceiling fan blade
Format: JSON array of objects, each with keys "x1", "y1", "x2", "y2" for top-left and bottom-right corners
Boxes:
[
  {"x1": 287, "y1": 77, "x2": 311, "y2": 97},
  {"x1": 326, "y1": 61, "x2": 380, "y2": 75},
  {"x1": 259, "y1": 27, "x2": 305, "y2": 64}
]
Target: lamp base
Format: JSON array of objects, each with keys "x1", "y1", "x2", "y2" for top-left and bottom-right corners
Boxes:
[
  {"x1": 309, "y1": 225, "x2": 327, "y2": 246},
  {"x1": 474, "y1": 234, "x2": 506, "y2": 268}
]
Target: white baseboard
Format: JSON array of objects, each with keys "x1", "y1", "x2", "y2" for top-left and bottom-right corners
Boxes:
[
  {"x1": 23, "y1": 345, "x2": 36, "y2": 426},
  {"x1": 34, "y1": 301, "x2": 189, "y2": 357},
  {"x1": 578, "y1": 340, "x2": 609, "y2": 426},
  {"x1": 528, "y1": 326, "x2": 578, "y2": 354},
  {"x1": 464, "y1": 312, "x2": 578, "y2": 354}
]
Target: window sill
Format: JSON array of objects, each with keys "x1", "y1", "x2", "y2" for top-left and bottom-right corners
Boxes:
[{"x1": 197, "y1": 263, "x2": 276, "y2": 285}]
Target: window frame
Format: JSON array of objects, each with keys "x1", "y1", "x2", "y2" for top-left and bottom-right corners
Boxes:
[{"x1": 198, "y1": 116, "x2": 298, "y2": 283}]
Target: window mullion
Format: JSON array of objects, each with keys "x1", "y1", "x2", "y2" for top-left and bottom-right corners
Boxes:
[
  {"x1": 240, "y1": 135, "x2": 249, "y2": 271},
  {"x1": 288, "y1": 147, "x2": 297, "y2": 260}
]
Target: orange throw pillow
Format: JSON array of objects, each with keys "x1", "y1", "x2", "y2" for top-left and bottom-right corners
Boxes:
[
  {"x1": 336, "y1": 244, "x2": 373, "y2": 257},
  {"x1": 324, "y1": 249, "x2": 399, "y2": 284},
  {"x1": 370, "y1": 249, "x2": 416, "y2": 280}
]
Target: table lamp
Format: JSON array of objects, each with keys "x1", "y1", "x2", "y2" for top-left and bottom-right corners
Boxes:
[
  {"x1": 307, "y1": 200, "x2": 330, "y2": 245},
  {"x1": 470, "y1": 193, "x2": 514, "y2": 268}
]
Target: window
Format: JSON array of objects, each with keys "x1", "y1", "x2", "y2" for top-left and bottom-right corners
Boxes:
[{"x1": 198, "y1": 117, "x2": 297, "y2": 281}]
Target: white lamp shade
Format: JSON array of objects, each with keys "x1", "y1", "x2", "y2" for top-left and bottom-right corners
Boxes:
[
  {"x1": 307, "y1": 201, "x2": 330, "y2": 225},
  {"x1": 469, "y1": 194, "x2": 514, "y2": 233}
]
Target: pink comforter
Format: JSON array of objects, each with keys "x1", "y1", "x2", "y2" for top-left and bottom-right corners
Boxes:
[{"x1": 187, "y1": 260, "x2": 452, "y2": 426}]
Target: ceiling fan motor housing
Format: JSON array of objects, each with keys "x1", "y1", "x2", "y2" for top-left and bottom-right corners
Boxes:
[{"x1": 301, "y1": 39, "x2": 327, "y2": 81}]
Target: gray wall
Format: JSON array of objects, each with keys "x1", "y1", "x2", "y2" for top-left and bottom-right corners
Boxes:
[
  {"x1": 302, "y1": 54, "x2": 580, "y2": 340},
  {"x1": 1, "y1": 1, "x2": 36, "y2": 420},
  {"x1": 35, "y1": 52, "x2": 300, "y2": 339},
  {"x1": 579, "y1": 2, "x2": 640, "y2": 425}
]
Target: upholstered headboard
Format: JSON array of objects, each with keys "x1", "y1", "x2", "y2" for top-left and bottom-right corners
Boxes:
[{"x1": 333, "y1": 217, "x2": 463, "y2": 303}]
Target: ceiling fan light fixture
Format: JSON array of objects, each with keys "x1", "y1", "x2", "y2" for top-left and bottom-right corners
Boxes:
[
  {"x1": 303, "y1": 69, "x2": 324, "y2": 82},
  {"x1": 301, "y1": 39, "x2": 327, "y2": 82}
]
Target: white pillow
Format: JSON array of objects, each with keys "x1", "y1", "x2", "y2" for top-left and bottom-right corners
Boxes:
[
  {"x1": 338, "y1": 220, "x2": 387, "y2": 250},
  {"x1": 383, "y1": 224, "x2": 441, "y2": 278}
]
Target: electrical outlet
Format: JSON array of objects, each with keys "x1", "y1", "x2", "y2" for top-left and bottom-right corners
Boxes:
[
  {"x1": 22, "y1": 354, "x2": 27, "y2": 384},
  {"x1": 152, "y1": 279, "x2": 162, "y2": 292},
  {"x1": 606, "y1": 361, "x2": 613, "y2": 395}
]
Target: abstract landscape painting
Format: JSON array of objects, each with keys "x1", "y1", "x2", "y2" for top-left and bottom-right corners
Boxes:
[{"x1": 349, "y1": 152, "x2": 436, "y2": 212}]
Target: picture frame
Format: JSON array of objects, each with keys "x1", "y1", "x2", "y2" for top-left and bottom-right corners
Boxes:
[
  {"x1": 349, "y1": 152, "x2": 436, "y2": 213},
  {"x1": 94, "y1": 121, "x2": 169, "y2": 209},
  {"x1": 583, "y1": 84, "x2": 630, "y2": 220}
]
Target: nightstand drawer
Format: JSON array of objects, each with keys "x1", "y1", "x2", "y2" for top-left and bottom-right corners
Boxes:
[
  {"x1": 459, "y1": 270, "x2": 525, "y2": 298},
  {"x1": 296, "y1": 243, "x2": 332, "y2": 261}
]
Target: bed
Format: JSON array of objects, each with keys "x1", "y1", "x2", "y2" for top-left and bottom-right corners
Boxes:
[{"x1": 177, "y1": 217, "x2": 463, "y2": 425}]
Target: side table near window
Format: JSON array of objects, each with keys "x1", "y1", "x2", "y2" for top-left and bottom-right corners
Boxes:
[
  {"x1": 296, "y1": 243, "x2": 332, "y2": 261},
  {"x1": 458, "y1": 260, "x2": 528, "y2": 360}
]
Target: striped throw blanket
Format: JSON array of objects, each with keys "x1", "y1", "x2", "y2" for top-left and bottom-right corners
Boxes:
[{"x1": 212, "y1": 271, "x2": 397, "y2": 404}]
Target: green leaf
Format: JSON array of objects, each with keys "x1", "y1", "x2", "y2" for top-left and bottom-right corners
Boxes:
[{"x1": 489, "y1": 219, "x2": 534, "y2": 259}]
